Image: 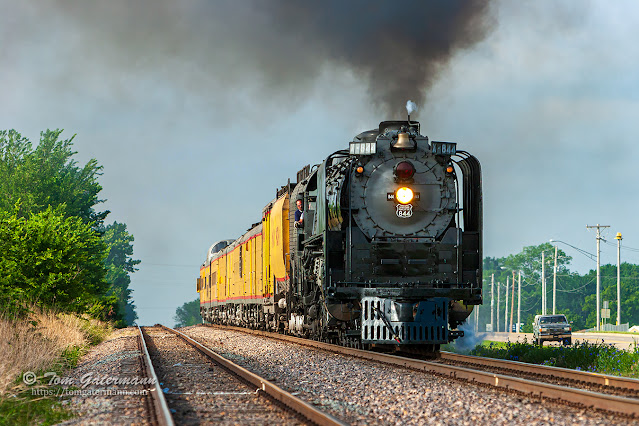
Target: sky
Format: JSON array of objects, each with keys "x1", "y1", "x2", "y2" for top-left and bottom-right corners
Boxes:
[{"x1": 2, "y1": 1, "x2": 639, "y2": 325}]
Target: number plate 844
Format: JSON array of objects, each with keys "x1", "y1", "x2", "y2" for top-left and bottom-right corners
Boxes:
[{"x1": 396, "y1": 204, "x2": 413, "y2": 219}]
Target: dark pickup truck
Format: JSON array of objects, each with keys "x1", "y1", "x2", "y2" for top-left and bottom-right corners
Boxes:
[{"x1": 532, "y1": 314, "x2": 572, "y2": 346}]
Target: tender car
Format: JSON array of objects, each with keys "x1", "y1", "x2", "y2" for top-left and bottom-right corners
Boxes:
[{"x1": 532, "y1": 314, "x2": 572, "y2": 346}]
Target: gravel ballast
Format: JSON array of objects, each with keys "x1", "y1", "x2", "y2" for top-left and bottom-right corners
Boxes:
[
  {"x1": 57, "y1": 328, "x2": 151, "y2": 425},
  {"x1": 143, "y1": 326, "x2": 305, "y2": 425},
  {"x1": 53, "y1": 325, "x2": 639, "y2": 424},
  {"x1": 182, "y1": 325, "x2": 639, "y2": 425}
]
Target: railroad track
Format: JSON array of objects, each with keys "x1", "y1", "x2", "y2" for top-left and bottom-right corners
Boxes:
[
  {"x1": 199, "y1": 324, "x2": 639, "y2": 418},
  {"x1": 137, "y1": 326, "x2": 174, "y2": 426},
  {"x1": 437, "y1": 351, "x2": 639, "y2": 399},
  {"x1": 137, "y1": 325, "x2": 344, "y2": 425}
]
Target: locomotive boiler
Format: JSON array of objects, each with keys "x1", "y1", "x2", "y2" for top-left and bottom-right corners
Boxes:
[{"x1": 197, "y1": 117, "x2": 482, "y2": 354}]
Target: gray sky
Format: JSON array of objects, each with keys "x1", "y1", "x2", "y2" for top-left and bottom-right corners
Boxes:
[{"x1": 2, "y1": 1, "x2": 638, "y2": 325}]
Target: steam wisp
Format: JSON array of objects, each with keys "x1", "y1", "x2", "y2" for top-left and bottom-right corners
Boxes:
[{"x1": 452, "y1": 322, "x2": 485, "y2": 353}]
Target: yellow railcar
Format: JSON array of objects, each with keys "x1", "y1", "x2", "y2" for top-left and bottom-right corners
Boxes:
[{"x1": 198, "y1": 192, "x2": 290, "y2": 327}]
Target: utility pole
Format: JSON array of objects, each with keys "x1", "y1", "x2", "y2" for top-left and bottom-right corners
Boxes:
[
  {"x1": 491, "y1": 274, "x2": 494, "y2": 332},
  {"x1": 616, "y1": 232, "x2": 622, "y2": 326},
  {"x1": 505, "y1": 277, "x2": 509, "y2": 332},
  {"x1": 497, "y1": 282, "x2": 500, "y2": 332},
  {"x1": 517, "y1": 271, "x2": 522, "y2": 333},
  {"x1": 553, "y1": 245, "x2": 558, "y2": 315},
  {"x1": 541, "y1": 251, "x2": 546, "y2": 315},
  {"x1": 587, "y1": 224, "x2": 610, "y2": 331},
  {"x1": 510, "y1": 270, "x2": 515, "y2": 333}
]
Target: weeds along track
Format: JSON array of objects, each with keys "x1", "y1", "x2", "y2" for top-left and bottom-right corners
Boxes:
[
  {"x1": 140, "y1": 326, "x2": 343, "y2": 426},
  {"x1": 197, "y1": 324, "x2": 639, "y2": 419}
]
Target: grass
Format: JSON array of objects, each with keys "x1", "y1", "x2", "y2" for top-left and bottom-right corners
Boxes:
[
  {"x1": 0, "y1": 307, "x2": 113, "y2": 425},
  {"x1": 468, "y1": 339, "x2": 639, "y2": 376},
  {"x1": 0, "y1": 387, "x2": 73, "y2": 426}
]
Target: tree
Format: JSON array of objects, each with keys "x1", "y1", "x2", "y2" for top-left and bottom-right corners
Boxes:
[
  {"x1": 503, "y1": 243, "x2": 572, "y2": 285},
  {"x1": 0, "y1": 129, "x2": 138, "y2": 323},
  {"x1": 174, "y1": 299, "x2": 202, "y2": 328},
  {"x1": 0, "y1": 205, "x2": 108, "y2": 315},
  {"x1": 0, "y1": 129, "x2": 108, "y2": 226},
  {"x1": 596, "y1": 263, "x2": 639, "y2": 327},
  {"x1": 483, "y1": 243, "x2": 577, "y2": 331},
  {"x1": 102, "y1": 222, "x2": 141, "y2": 326}
]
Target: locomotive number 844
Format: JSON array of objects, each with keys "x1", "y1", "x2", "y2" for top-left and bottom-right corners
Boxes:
[{"x1": 197, "y1": 116, "x2": 482, "y2": 355}]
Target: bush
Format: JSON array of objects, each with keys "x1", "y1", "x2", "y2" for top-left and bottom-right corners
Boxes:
[
  {"x1": 470, "y1": 340, "x2": 639, "y2": 376},
  {"x1": 0, "y1": 206, "x2": 108, "y2": 316}
]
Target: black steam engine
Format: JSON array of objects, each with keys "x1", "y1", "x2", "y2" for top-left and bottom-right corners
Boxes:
[{"x1": 287, "y1": 119, "x2": 482, "y2": 353}]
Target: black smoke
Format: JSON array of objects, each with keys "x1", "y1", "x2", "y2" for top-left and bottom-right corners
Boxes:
[
  {"x1": 252, "y1": 1, "x2": 495, "y2": 115},
  {"x1": 5, "y1": 1, "x2": 495, "y2": 117}
]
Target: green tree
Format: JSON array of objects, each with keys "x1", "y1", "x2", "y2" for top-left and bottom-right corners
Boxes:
[
  {"x1": 591, "y1": 263, "x2": 639, "y2": 327},
  {"x1": 0, "y1": 129, "x2": 108, "y2": 225},
  {"x1": 503, "y1": 243, "x2": 572, "y2": 285},
  {"x1": 0, "y1": 205, "x2": 108, "y2": 315},
  {"x1": 174, "y1": 299, "x2": 202, "y2": 328},
  {"x1": 102, "y1": 221, "x2": 141, "y2": 327},
  {"x1": 0, "y1": 129, "x2": 138, "y2": 323},
  {"x1": 483, "y1": 244, "x2": 574, "y2": 331}
]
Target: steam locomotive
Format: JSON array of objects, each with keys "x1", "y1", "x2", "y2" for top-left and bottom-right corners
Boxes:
[{"x1": 197, "y1": 117, "x2": 482, "y2": 354}]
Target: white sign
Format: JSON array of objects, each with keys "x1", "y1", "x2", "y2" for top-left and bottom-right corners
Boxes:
[{"x1": 396, "y1": 204, "x2": 413, "y2": 219}]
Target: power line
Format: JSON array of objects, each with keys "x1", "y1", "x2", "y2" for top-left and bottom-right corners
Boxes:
[
  {"x1": 556, "y1": 277, "x2": 595, "y2": 293},
  {"x1": 142, "y1": 263, "x2": 195, "y2": 268},
  {"x1": 603, "y1": 239, "x2": 639, "y2": 253},
  {"x1": 550, "y1": 239, "x2": 597, "y2": 262}
]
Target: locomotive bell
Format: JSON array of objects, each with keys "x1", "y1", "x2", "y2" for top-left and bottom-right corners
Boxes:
[{"x1": 392, "y1": 131, "x2": 415, "y2": 150}]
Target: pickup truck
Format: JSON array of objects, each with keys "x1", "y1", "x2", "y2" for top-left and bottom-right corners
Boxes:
[{"x1": 532, "y1": 314, "x2": 572, "y2": 346}]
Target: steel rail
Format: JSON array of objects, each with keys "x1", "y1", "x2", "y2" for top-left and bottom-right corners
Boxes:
[
  {"x1": 158, "y1": 325, "x2": 345, "y2": 426},
  {"x1": 440, "y1": 351, "x2": 639, "y2": 392},
  {"x1": 203, "y1": 324, "x2": 639, "y2": 417},
  {"x1": 137, "y1": 326, "x2": 175, "y2": 426}
]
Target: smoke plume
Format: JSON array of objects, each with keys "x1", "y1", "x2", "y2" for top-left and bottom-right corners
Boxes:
[
  {"x1": 254, "y1": 1, "x2": 495, "y2": 116},
  {"x1": 5, "y1": 1, "x2": 495, "y2": 118}
]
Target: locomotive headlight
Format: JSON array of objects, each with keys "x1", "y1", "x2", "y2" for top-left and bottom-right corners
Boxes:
[{"x1": 395, "y1": 187, "x2": 414, "y2": 204}]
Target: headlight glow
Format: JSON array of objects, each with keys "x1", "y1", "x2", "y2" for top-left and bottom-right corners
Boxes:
[{"x1": 396, "y1": 187, "x2": 414, "y2": 204}]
